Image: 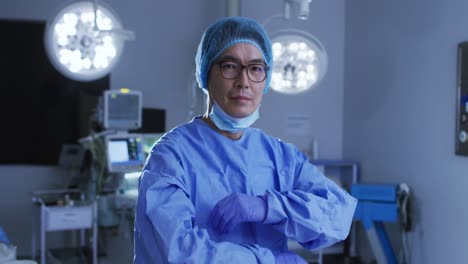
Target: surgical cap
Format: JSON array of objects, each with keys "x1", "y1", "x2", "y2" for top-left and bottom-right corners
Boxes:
[{"x1": 195, "y1": 16, "x2": 273, "y2": 93}]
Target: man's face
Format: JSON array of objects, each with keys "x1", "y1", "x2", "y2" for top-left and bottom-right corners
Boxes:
[{"x1": 207, "y1": 43, "x2": 266, "y2": 118}]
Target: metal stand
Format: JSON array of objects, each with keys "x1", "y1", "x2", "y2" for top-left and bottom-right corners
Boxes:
[{"x1": 352, "y1": 184, "x2": 401, "y2": 264}]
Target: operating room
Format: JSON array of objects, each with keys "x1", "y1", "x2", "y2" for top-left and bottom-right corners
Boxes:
[{"x1": 0, "y1": 0, "x2": 467, "y2": 263}]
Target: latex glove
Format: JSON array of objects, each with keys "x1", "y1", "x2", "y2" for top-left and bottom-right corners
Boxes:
[
  {"x1": 210, "y1": 192, "x2": 267, "y2": 234},
  {"x1": 275, "y1": 252, "x2": 308, "y2": 264},
  {"x1": 0, "y1": 227, "x2": 10, "y2": 245}
]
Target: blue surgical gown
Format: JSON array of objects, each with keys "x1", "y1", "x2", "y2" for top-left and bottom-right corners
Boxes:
[{"x1": 134, "y1": 117, "x2": 357, "y2": 264}]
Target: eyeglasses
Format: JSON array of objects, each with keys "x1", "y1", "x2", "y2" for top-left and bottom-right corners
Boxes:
[{"x1": 217, "y1": 61, "x2": 269, "y2": 83}]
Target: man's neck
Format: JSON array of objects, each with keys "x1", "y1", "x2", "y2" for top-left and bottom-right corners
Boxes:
[{"x1": 201, "y1": 114, "x2": 244, "y2": 140}]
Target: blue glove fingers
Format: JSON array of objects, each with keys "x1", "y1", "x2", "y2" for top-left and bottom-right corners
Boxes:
[
  {"x1": 222, "y1": 213, "x2": 241, "y2": 234},
  {"x1": 210, "y1": 193, "x2": 266, "y2": 234},
  {"x1": 211, "y1": 195, "x2": 235, "y2": 233},
  {"x1": 210, "y1": 199, "x2": 225, "y2": 232},
  {"x1": 217, "y1": 207, "x2": 236, "y2": 234}
]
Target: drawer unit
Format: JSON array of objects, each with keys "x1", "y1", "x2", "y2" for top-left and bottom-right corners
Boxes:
[{"x1": 45, "y1": 206, "x2": 93, "y2": 231}]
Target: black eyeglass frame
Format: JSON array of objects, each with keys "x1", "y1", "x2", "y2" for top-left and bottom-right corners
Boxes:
[{"x1": 216, "y1": 61, "x2": 270, "y2": 83}]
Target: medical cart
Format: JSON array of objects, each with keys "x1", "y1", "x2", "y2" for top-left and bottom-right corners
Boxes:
[{"x1": 31, "y1": 189, "x2": 97, "y2": 264}]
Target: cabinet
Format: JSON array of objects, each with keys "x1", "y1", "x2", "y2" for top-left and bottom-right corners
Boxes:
[
  {"x1": 31, "y1": 190, "x2": 98, "y2": 264},
  {"x1": 289, "y1": 160, "x2": 359, "y2": 264}
]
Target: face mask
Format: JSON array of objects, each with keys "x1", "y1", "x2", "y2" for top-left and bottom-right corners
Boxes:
[{"x1": 209, "y1": 101, "x2": 259, "y2": 132}]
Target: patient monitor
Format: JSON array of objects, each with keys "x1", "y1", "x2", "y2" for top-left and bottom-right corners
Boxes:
[
  {"x1": 97, "y1": 89, "x2": 143, "y2": 131},
  {"x1": 105, "y1": 133, "x2": 144, "y2": 173},
  {"x1": 91, "y1": 88, "x2": 146, "y2": 173}
]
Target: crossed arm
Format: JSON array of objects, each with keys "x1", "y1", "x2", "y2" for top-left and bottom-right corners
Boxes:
[{"x1": 138, "y1": 159, "x2": 356, "y2": 264}]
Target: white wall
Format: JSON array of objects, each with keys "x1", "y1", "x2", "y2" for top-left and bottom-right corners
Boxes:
[
  {"x1": 246, "y1": 0, "x2": 346, "y2": 159},
  {"x1": 0, "y1": 0, "x2": 346, "y2": 262},
  {"x1": 344, "y1": 0, "x2": 468, "y2": 263}
]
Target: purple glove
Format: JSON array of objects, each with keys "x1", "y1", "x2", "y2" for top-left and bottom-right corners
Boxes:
[
  {"x1": 275, "y1": 252, "x2": 308, "y2": 264},
  {"x1": 210, "y1": 192, "x2": 267, "y2": 234}
]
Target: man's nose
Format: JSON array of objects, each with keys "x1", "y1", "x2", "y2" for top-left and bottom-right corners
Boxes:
[{"x1": 235, "y1": 67, "x2": 250, "y2": 88}]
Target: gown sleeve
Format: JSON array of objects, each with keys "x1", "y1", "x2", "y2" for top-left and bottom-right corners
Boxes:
[
  {"x1": 139, "y1": 154, "x2": 276, "y2": 264},
  {"x1": 262, "y1": 148, "x2": 358, "y2": 250}
]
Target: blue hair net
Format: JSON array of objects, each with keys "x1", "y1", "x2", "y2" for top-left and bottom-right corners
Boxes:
[{"x1": 195, "y1": 16, "x2": 273, "y2": 93}]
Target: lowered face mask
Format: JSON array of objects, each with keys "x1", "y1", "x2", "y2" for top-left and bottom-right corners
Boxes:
[{"x1": 209, "y1": 101, "x2": 260, "y2": 133}]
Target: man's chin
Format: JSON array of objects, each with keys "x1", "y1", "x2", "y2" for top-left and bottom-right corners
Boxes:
[{"x1": 229, "y1": 110, "x2": 252, "y2": 119}]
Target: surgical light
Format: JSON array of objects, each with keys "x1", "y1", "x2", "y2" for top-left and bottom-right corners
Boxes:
[
  {"x1": 45, "y1": 1, "x2": 134, "y2": 82},
  {"x1": 269, "y1": 29, "x2": 327, "y2": 94}
]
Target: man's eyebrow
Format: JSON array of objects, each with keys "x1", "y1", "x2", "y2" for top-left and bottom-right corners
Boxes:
[
  {"x1": 217, "y1": 55, "x2": 241, "y2": 63},
  {"x1": 249, "y1": 59, "x2": 266, "y2": 64},
  {"x1": 218, "y1": 55, "x2": 266, "y2": 64}
]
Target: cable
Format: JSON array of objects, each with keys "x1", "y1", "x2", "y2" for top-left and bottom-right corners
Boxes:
[
  {"x1": 186, "y1": 69, "x2": 200, "y2": 121},
  {"x1": 397, "y1": 183, "x2": 412, "y2": 264}
]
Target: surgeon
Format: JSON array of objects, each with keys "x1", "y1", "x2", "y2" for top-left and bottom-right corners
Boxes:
[{"x1": 134, "y1": 16, "x2": 357, "y2": 264}]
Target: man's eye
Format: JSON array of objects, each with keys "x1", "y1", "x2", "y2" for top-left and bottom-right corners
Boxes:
[
  {"x1": 250, "y1": 65, "x2": 265, "y2": 72},
  {"x1": 221, "y1": 62, "x2": 239, "y2": 70}
]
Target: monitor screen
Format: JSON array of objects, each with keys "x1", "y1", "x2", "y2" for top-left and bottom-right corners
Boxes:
[
  {"x1": 108, "y1": 140, "x2": 132, "y2": 162},
  {"x1": 106, "y1": 134, "x2": 144, "y2": 173},
  {"x1": 104, "y1": 90, "x2": 142, "y2": 130}
]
